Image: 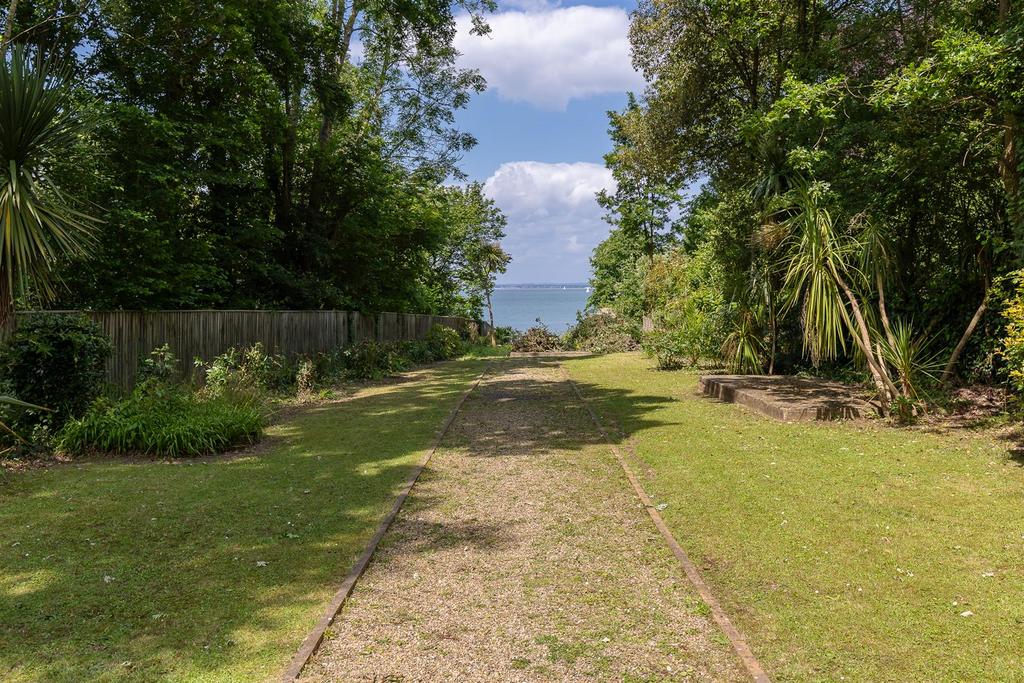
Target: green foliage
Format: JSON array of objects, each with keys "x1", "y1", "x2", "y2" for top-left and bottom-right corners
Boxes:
[
  {"x1": 423, "y1": 324, "x2": 463, "y2": 360},
  {"x1": 425, "y1": 184, "x2": 509, "y2": 319},
  {"x1": 590, "y1": 0, "x2": 1021, "y2": 398},
  {"x1": 721, "y1": 310, "x2": 766, "y2": 374},
  {"x1": 0, "y1": 46, "x2": 96, "y2": 319},
  {"x1": 337, "y1": 342, "x2": 412, "y2": 381},
  {"x1": 563, "y1": 312, "x2": 640, "y2": 354},
  {"x1": 295, "y1": 358, "x2": 317, "y2": 397},
  {"x1": 0, "y1": 314, "x2": 111, "y2": 433},
  {"x1": 877, "y1": 320, "x2": 942, "y2": 402},
  {"x1": 12, "y1": 0, "x2": 503, "y2": 315},
  {"x1": 587, "y1": 226, "x2": 648, "y2": 321},
  {"x1": 493, "y1": 326, "x2": 517, "y2": 345},
  {"x1": 56, "y1": 382, "x2": 263, "y2": 457},
  {"x1": 138, "y1": 344, "x2": 179, "y2": 384},
  {"x1": 198, "y1": 343, "x2": 294, "y2": 398},
  {"x1": 641, "y1": 248, "x2": 731, "y2": 369},
  {"x1": 1000, "y1": 269, "x2": 1024, "y2": 392},
  {"x1": 779, "y1": 183, "x2": 855, "y2": 364}
]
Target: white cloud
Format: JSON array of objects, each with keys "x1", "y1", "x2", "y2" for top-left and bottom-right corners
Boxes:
[
  {"x1": 455, "y1": 6, "x2": 642, "y2": 110},
  {"x1": 484, "y1": 161, "x2": 613, "y2": 282}
]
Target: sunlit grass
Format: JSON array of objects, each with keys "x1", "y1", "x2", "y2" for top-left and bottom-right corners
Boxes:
[
  {"x1": 0, "y1": 359, "x2": 488, "y2": 682},
  {"x1": 566, "y1": 353, "x2": 1024, "y2": 682}
]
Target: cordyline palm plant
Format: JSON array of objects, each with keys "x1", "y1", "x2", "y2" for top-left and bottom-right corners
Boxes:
[
  {"x1": 779, "y1": 183, "x2": 937, "y2": 411},
  {"x1": 0, "y1": 45, "x2": 95, "y2": 326},
  {"x1": 0, "y1": 45, "x2": 95, "y2": 438}
]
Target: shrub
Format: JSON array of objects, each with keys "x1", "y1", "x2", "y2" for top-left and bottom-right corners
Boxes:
[
  {"x1": 512, "y1": 323, "x2": 562, "y2": 352},
  {"x1": 424, "y1": 324, "x2": 463, "y2": 360},
  {"x1": 493, "y1": 326, "x2": 517, "y2": 345},
  {"x1": 1001, "y1": 269, "x2": 1024, "y2": 392},
  {"x1": 57, "y1": 381, "x2": 263, "y2": 458},
  {"x1": 138, "y1": 344, "x2": 179, "y2": 383},
  {"x1": 198, "y1": 343, "x2": 293, "y2": 397},
  {"x1": 641, "y1": 248, "x2": 731, "y2": 370},
  {"x1": 340, "y1": 341, "x2": 410, "y2": 381},
  {"x1": 0, "y1": 314, "x2": 111, "y2": 432},
  {"x1": 564, "y1": 312, "x2": 640, "y2": 354}
]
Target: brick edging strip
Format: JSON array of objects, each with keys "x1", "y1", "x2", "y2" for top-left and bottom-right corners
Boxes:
[
  {"x1": 566, "y1": 372, "x2": 772, "y2": 683},
  {"x1": 279, "y1": 370, "x2": 487, "y2": 682}
]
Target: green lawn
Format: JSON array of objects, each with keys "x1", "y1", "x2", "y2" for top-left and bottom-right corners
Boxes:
[
  {"x1": 565, "y1": 353, "x2": 1024, "y2": 683},
  {"x1": 0, "y1": 359, "x2": 487, "y2": 682}
]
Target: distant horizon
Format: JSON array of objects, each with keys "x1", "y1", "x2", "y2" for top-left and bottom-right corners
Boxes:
[{"x1": 495, "y1": 282, "x2": 589, "y2": 289}]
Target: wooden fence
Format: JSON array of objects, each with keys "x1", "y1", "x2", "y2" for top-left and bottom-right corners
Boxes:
[{"x1": 12, "y1": 310, "x2": 488, "y2": 389}]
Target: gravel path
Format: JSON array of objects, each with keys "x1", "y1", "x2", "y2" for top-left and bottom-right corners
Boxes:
[{"x1": 300, "y1": 356, "x2": 746, "y2": 682}]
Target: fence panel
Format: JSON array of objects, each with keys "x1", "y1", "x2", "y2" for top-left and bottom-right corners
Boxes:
[{"x1": 10, "y1": 309, "x2": 480, "y2": 389}]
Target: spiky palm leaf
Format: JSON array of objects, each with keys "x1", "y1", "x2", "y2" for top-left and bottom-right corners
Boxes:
[
  {"x1": 780, "y1": 184, "x2": 858, "y2": 363},
  {"x1": 721, "y1": 309, "x2": 765, "y2": 374},
  {"x1": 877, "y1": 319, "x2": 942, "y2": 400},
  {"x1": 0, "y1": 45, "x2": 95, "y2": 321}
]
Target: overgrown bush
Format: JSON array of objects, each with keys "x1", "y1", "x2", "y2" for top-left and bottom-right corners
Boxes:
[
  {"x1": 339, "y1": 341, "x2": 412, "y2": 381},
  {"x1": 511, "y1": 323, "x2": 562, "y2": 352},
  {"x1": 198, "y1": 343, "x2": 293, "y2": 397},
  {"x1": 563, "y1": 311, "x2": 640, "y2": 354},
  {"x1": 493, "y1": 326, "x2": 517, "y2": 345},
  {"x1": 57, "y1": 381, "x2": 263, "y2": 457},
  {"x1": 641, "y1": 248, "x2": 731, "y2": 370},
  {"x1": 0, "y1": 314, "x2": 112, "y2": 434},
  {"x1": 643, "y1": 327, "x2": 696, "y2": 370},
  {"x1": 338, "y1": 328, "x2": 465, "y2": 381},
  {"x1": 424, "y1": 324, "x2": 462, "y2": 359},
  {"x1": 644, "y1": 301, "x2": 724, "y2": 370},
  {"x1": 295, "y1": 358, "x2": 317, "y2": 397}
]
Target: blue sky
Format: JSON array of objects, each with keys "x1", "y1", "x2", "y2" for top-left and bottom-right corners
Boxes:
[{"x1": 452, "y1": 0, "x2": 641, "y2": 284}]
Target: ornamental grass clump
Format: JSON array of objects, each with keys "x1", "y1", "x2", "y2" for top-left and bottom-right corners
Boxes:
[{"x1": 56, "y1": 381, "x2": 263, "y2": 458}]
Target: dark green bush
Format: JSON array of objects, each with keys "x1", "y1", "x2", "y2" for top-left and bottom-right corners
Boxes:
[
  {"x1": 0, "y1": 314, "x2": 112, "y2": 432},
  {"x1": 493, "y1": 326, "x2": 517, "y2": 345},
  {"x1": 564, "y1": 312, "x2": 640, "y2": 354},
  {"x1": 57, "y1": 381, "x2": 263, "y2": 457},
  {"x1": 424, "y1": 324, "x2": 463, "y2": 359},
  {"x1": 339, "y1": 341, "x2": 410, "y2": 381}
]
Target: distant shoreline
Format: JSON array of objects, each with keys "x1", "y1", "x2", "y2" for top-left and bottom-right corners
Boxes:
[{"x1": 495, "y1": 283, "x2": 589, "y2": 290}]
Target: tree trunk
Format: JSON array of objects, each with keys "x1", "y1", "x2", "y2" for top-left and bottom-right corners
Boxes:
[
  {"x1": 876, "y1": 272, "x2": 897, "y2": 348},
  {"x1": 835, "y1": 271, "x2": 898, "y2": 403},
  {"x1": 3, "y1": 0, "x2": 19, "y2": 49},
  {"x1": 0, "y1": 274, "x2": 14, "y2": 330},
  {"x1": 486, "y1": 290, "x2": 496, "y2": 346},
  {"x1": 1000, "y1": 0, "x2": 1021, "y2": 232},
  {"x1": 940, "y1": 293, "x2": 988, "y2": 387}
]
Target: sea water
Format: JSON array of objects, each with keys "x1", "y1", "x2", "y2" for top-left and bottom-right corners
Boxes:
[{"x1": 490, "y1": 285, "x2": 590, "y2": 333}]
